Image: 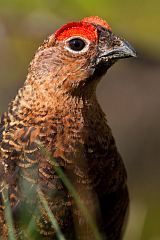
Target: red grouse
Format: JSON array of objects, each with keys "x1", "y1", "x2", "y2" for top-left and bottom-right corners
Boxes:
[{"x1": 0, "y1": 16, "x2": 136, "y2": 239}]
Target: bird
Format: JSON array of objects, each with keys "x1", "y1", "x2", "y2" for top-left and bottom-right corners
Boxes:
[{"x1": 0, "y1": 16, "x2": 136, "y2": 240}]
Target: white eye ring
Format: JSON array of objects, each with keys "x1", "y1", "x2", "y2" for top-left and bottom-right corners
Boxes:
[{"x1": 64, "y1": 36, "x2": 90, "y2": 54}]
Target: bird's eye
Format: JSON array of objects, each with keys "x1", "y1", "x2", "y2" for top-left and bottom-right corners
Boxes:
[{"x1": 68, "y1": 38, "x2": 86, "y2": 52}]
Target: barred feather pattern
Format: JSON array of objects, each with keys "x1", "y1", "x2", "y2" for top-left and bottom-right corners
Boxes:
[{"x1": 0, "y1": 91, "x2": 128, "y2": 239}]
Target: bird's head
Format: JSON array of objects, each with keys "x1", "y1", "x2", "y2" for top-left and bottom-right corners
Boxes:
[{"x1": 28, "y1": 16, "x2": 136, "y2": 96}]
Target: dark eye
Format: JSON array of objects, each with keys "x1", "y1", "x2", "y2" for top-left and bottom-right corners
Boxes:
[{"x1": 68, "y1": 38, "x2": 86, "y2": 52}]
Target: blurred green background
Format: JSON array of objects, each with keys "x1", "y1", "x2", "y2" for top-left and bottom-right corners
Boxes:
[{"x1": 0, "y1": 0, "x2": 160, "y2": 239}]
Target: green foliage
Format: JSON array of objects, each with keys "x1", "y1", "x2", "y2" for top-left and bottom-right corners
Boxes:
[
  {"x1": 1, "y1": 144, "x2": 160, "y2": 239},
  {"x1": 38, "y1": 188, "x2": 66, "y2": 240},
  {"x1": 2, "y1": 183, "x2": 17, "y2": 240}
]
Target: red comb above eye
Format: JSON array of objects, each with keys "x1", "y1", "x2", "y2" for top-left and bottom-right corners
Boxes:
[
  {"x1": 82, "y1": 16, "x2": 112, "y2": 31},
  {"x1": 54, "y1": 22, "x2": 98, "y2": 42}
]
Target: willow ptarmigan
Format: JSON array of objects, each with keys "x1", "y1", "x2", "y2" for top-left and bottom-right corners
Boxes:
[{"x1": 0, "y1": 16, "x2": 136, "y2": 240}]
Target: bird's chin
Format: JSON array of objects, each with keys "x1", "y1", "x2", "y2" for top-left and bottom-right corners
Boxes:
[{"x1": 93, "y1": 59, "x2": 117, "y2": 78}]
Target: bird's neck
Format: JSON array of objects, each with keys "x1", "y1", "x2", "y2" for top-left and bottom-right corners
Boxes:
[{"x1": 10, "y1": 78, "x2": 101, "y2": 125}]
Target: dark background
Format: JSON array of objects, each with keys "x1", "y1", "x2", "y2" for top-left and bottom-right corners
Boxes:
[{"x1": 0, "y1": 1, "x2": 160, "y2": 239}]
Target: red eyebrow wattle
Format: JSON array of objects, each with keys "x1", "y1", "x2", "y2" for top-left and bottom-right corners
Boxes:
[
  {"x1": 54, "y1": 22, "x2": 98, "y2": 42},
  {"x1": 82, "y1": 16, "x2": 112, "y2": 31}
]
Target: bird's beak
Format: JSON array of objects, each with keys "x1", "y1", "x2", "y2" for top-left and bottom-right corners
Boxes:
[{"x1": 99, "y1": 37, "x2": 137, "y2": 60}]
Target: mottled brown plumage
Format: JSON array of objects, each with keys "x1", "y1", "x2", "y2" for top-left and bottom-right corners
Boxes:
[{"x1": 0, "y1": 16, "x2": 136, "y2": 239}]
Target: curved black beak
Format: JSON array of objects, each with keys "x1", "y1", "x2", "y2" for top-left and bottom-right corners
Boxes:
[
  {"x1": 99, "y1": 36, "x2": 137, "y2": 60},
  {"x1": 105, "y1": 40, "x2": 137, "y2": 59}
]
